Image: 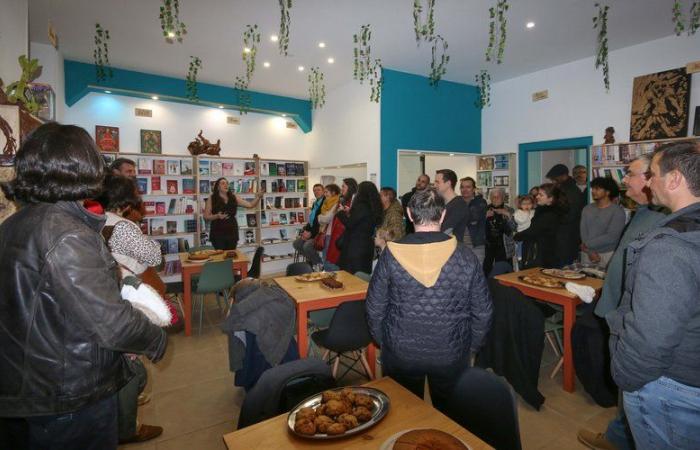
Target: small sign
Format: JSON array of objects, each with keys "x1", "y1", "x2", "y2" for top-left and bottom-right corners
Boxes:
[
  {"x1": 135, "y1": 108, "x2": 152, "y2": 117},
  {"x1": 532, "y1": 90, "x2": 549, "y2": 102},
  {"x1": 686, "y1": 60, "x2": 700, "y2": 74},
  {"x1": 285, "y1": 121, "x2": 298, "y2": 129},
  {"x1": 227, "y1": 116, "x2": 240, "y2": 125}
]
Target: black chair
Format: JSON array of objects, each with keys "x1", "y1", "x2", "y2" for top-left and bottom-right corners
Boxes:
[
  {"x1": 286, "y1": 262, "x2": 313, "y2": 276},
  {"x1": 311, "y1": 300, "x2": 373, "y2": 381},
  {"x1": 247, "y1": 246, "x2": 264, "y2": 279},
  {"x1": 444, "y1": 367, "x2": 522, "y2": 450},
  {"x1": 237, "y1": 358, "x2": 336, "y2": 429}
]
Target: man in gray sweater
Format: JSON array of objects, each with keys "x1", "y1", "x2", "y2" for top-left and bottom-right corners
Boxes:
[{"x1": 579, "y1": 177, "x2": 626, "y2": 267}]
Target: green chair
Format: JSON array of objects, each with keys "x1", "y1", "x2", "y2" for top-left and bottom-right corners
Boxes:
[{"x1": 193, "y1": 259, "x2": 236, "y2": 335}]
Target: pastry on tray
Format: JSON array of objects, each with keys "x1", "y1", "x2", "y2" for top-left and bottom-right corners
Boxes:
[
  {"x1": 320, "y1": 277, "x2": 344, "y2": 290},
  {"x1": 291, "y1": 388, "x2": 376, "y2": 437},
  {"x1": 392, "y1": 429, "x2": 468, "y2": 450}
]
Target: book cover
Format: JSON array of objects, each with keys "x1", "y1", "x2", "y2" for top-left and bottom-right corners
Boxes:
[
  {"x1": 150, "y1": 219, "x2": 166, "y2": 235},
  {"x1": 246, "y1": 213, "x2": 257, "y2": 227},
  {"x1": 144, "y1": 201, "x2": 156, "y2": 216},
  {"x1": 211, "y1": 161, "x2": 222, "y2": 176},
  {"x1": 284, "y1": 198, "x2": 293, "y2": 208},
  {"x1": 199, "y1": 160, "x2": 210, "y2": 176},
  {"x1": 140, "y1": 220, "x2": 149, "y2": 234},
  {"x1": 278, "y1": 179, "x2": 286, "y2": 192},
  {"x1": 222, "y1": 162, "x2": 234, "y2": 176},
  {"x1": 185, "y1": 219, "x2": 197, "y2": 232},
  {"x1": 155, "y1": 202, "x2": 166, "y2": 215},
  {"x1": 185, "y1": 201, "x2": 194, "y2": 214},
  {"x1": 269, "y1": 162, "x2": 278, "y2": 176},
  {"x1": 166, "y1": 160, "x2": 179, "y2": 175},
  {"x1": 158, "y1": 239, "x2": 168, "y2": 255},
  {"x1": 151, "y1": 176, "x2": 161, "y2": 193},
  {"x1": 168, "y1": 199, "x2": 177, "y2": 214},
  {"x1": 296, "y1": 163, "x2": 305, "y2": 176},
  {"x1": 153, "y1": 159, "x2": 166, "y2": 175},
  {"x1": 303, "y1": 197, "x2": 308, "y2": 207},
  {"x1": 290, "y1": 212, "x2": 298, "y2": 224},
  {"x1": 271, "y1": 181, "x2": 278, "y2": 192},
  {"x1": 180, "y1": 160, "x2": 193, "y2": 175},
  {"x1": 260, "y1": 162, "x2": 269, "y2": 176},
  {"x1": 244, "y1": 161, "x2": 256, "y2": 176},
  {"x1": 167, "y1": 239, "x2": 179, "y2": 254},
  {"x1": 286, "y1": 180, "x2": 296, "y2": 192},
  {"x1": 277, "y1": 164, "x2": 286, "y2": 176},
  {"x1": 137, "y1": 158, "x2": 152, "y2": 174},
  {"x1": 182, "y1": 178, "x2": 195, "y2": 194},
  {"x1": 233, "y1": 162, "x2": 244, "y2": 176},
  {"x1": 279, "y1": 213, "x2": 288, "y2": 225},
  {"x1": 293, "y1": 198, "x2": 302, "y2": 208},
  {"x1": 199, "y1": 179, "x2": 210, "y2": 194},
  {"x1": 286, "y1": 163, "x2": 296, "y2": 176},
  {"x1": 279, "y1": 229, "x2": 288, "y2": 240},
  {"x1": 269, "y1": 212, "x2": 279, "y2": 225},
  {"x1": 95, "y1": 125, "x2": 119, "y2": 152},
  {"x1": 297, "y1": 211, "x2": 305, "y2": 223},
  {"x1": 140, "y1": 129, "x2": 162, "y2": 154},
  {"x1": 260, "y1": 180, "x2": 267, "y2": 193},
  {"x1": 265, "y1": 197, "x2": 274, "y2": 209},
  {"x1": 260, "y1": 211, "x2": 267, "y2": 225},
  {"x1": 166, "y1": 221, "x2": 177, "y2": 234},
  {"x1": 136, "y1": 177, "x2": 148, "y2": 195},
  {"x1": 167, "y1": 180, "x2": 178, "y2": 194},
  {"x1": 275, "y1": 197, "x2": 283, "y2": 208},
  {"x1": 297, "y1": 179, "x2": 306, "y2": 192}
]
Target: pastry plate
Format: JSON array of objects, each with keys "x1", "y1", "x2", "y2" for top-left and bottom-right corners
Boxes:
[
  {"x1": 518, "y1": 275, "x2": 566, "y2": 289},
  {"x1": 379, "y1": 429, "x2": 472, "y2": 450},
  {"x1": 287, "y1": 387, "x2": 390, "y2": 440},
  {"x1": 294, "y1": 272, "x2": 337, "y2": 282},
  {"x1": 540, "y1": 268, "x2": 586, "y2": 280}
]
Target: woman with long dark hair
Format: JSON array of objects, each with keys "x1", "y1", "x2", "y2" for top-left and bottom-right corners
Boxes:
[
  {"x1": 325, "y1": 178, "x2": 358, "y2": 268},
  {"x1": 203, "y1": 177, "x2": 262, "y2": 250},
  {"x1": 336, "y1": 181, "x2": 383, "y2": 274},
  {"x1": 514, "y1": 182, "x2": 568, "y2": 269}
]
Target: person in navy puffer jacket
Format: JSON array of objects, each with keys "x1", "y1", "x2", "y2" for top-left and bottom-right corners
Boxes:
[{"x1": 366, "y1": 187, "x2": 493, "y2": 412}]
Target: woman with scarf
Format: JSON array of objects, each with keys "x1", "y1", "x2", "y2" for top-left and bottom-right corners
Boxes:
[
  {"x1": 292, "y1": 184, "x2": 326, "y2": 266},
  {"x1": 316, "y1": 184, "x2": 340, "y2": 263}
]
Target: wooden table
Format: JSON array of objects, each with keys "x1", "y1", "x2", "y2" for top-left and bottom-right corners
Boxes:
[
  {"x1": 495, "y1": 267, "x2": 604, "y2": 393},
  {"x1": 223, "y1": 377, "x2": 493, "y2": 449},
  {"x1": 274, "y1": 271, "x2": 375, "y2": 377},
  {"x1": 179, "y1": 251, "x2": 249, "y2": 336}
]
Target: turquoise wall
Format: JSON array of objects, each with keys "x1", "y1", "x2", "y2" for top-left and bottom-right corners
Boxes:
[{"x1": 380, "y1": 69, "x2": 481, "y2": 188}]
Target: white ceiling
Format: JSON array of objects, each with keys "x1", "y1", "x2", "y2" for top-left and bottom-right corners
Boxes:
[{"x1": 29, "y1": 0, "x2": 677, "y2": 100}]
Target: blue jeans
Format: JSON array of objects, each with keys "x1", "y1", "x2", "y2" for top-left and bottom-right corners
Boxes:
[
  {"x1": 623, "y1": 376, "x2": 700, "y2": 450},
  {"x1": 605, "y1": 405, "x2": 635, "y2": 450}
]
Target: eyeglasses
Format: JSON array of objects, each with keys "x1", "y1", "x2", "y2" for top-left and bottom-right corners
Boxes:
[{"x1": 623, "y1": 169, "x2": 651, "y2": 180}]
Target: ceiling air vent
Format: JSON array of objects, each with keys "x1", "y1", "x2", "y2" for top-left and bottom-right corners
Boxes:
[{"x1": 135, "y1": 108, "x2": 152, "y2": 117}]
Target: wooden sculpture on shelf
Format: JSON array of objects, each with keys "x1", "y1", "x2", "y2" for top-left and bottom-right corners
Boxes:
[
  {"x1": 187, "y1": 130, "x2": 221, "y2": 155},
  {"x1": 604, "y1": 126, "x2": 615, "y2": 144}
]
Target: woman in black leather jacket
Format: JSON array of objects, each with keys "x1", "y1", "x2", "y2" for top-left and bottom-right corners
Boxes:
[{"x1": 0, "y1": 123, "x2": 167, "y2": 450}]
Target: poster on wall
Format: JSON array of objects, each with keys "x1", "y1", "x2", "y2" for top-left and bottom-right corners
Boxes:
[
  {"x1": 95, "y1": 125, "x2": 119, "y2": 152},
  {"x1": 477, "y1": 171, "x2": 492, "y2": 188},
  {"x1": 477, "y1": 156, "x2": 495, "y2": 171},
  {"x1": 630, "y1": 68, "x2": 692, "y2": 142},
  {"x1": 140, "y1": 129, "x2": 162, "y2": 154}
]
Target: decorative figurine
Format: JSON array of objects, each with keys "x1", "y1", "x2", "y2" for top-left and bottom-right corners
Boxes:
[
  {"x1": 604, "y1": 126, "x2": 615, "y2": 144},
  {"x1": 187, "y1": 130, "x2": 221, "y2": 156}
]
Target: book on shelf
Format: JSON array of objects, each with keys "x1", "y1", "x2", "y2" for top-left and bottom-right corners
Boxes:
[
  {"x1": 271, "y1": 181, "x2": 278, "y2": 192},
  {"x1": 144, "y1": 201, "x2": 156, "y2": 216},
  {"x1": 290, "y1": 212, "x2": 298, "y2": 224},
  {"x1": 260, "y1": 162, "x2": 269, "y2": 176},
  {"x1": 303, "y1": 197, "x2": 308, "y2": 208},
  {"x1": 199, "y1": 179, "x2": 210, "y2": 194},
  {"x1": 233, "y1": 162, "x2": 244, "y2": 176},
  {"x1": 279, "y1": 229, "x2": 288, "y2": 240},
  {"x1": 246, "y1": 213, "x2": 257, "y2": 227},
  {"x1": 297, "y1": 211, "x2": 305, "y2": 223},
  {"x1": 151, "y1": 176, "x2": 162, "y2": 193},
  {"x1": 137, "y1": 158, "x2": 152, "y2": 174},
  {"x1": 269, "y1": 162, "x2": 278, "y2": 176},
  {"x1": 260, "y1": 180, "x2": 267, "y2": 193},
  {"x1": 136, "y1": 178, "x2": 148, "y2": 195},
  {"x1": 153, "y1": 159, "x2": 166, "y2": 175},
  {"x1": 181, "y1": 160, "x2": 193, "y2": 175},
  {"x1": 260, "y1": 211, "x2": 267, "y2": 225},
  {"x1": 150, "y1": 219, "x2": 166, "y2": 235},
  {"x1": 166, "y1": 160, "x2": 180, "y2": 175},
  {"x1": 184, "y1": 219, "x2": 197, "y2": 232},
  {"x1": 277, "y1": 164, "x2": 287, "y2": 176},
  {"x1": 182, "y1": 178, "x2": 195, "y2": 194},
  {"x1": 166, "y1": 179, "x2": 178, "y2": 194},
  {"x1": 211, "y1": 161, "x2": 222, "y2": 176},
  {"x1": 243, "y1": 229, "x2": 256, "y2": 245},
  {"x1": 166, "y1": 221, "x2": 177, "y2": 234},
  {"x1": 297, "y1": 179, "x2": 306, "y2": 191},
  {"x1": 275, "y1": 197, "x2": 283, "y2": 209},
  {"x1": 265, "y1": 196, "x2": 274, "y2": 209},
  {"x1": 284, "y1": 197, "x2": 293, "y2": 208},
  {"x1": 199, "y1": 160, "x2": 210, "y2": 176},
  {"x1": 279, "y1": 213, "x2": 288, "y2": 225},
  {"x1": 296, "y1": 163, "x2": 305, "y2": 176},
  {"x1": 139, "y1": 220, "x2": 149, "y2": 234},
  {"x1": 286, "y1": 180, "x2": 296, "y2": 192},
  {"x1": 222, "y1": 162, "x2": 234, "y2": 176},
  {"x1": 278, "y1": 179, "x2": 286, "y2": 192},
  {"x1": 269, "y1": 212, "x2": 280, "y2": 225},
  {"x1": 286, "y1": 162, "x2": 296, "y2": 176},
  {"x1": 244, "y1": 162, "x2": 256, "y2": 176},
  {"x1": 155, "y1": 202, "x2": 166, "y2": 215},
  {"x1": 167, "y1": 197, "x2": 195, "y2": 215}
]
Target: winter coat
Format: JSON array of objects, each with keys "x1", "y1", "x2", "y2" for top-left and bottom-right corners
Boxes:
[
  {"x1": 378, "y1": 199, "x2": 406, "y2": 242},
  {"x1": 336, "y1": 202, "x2": 381, "y2": 274},
  {"x1": 514, "y1": 204, "x2": 563, "y2": 269}
]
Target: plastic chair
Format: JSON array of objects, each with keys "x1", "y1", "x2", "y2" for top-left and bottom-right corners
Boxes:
[
  {"x1": 247, "y1": 246, "x2": 264, "y2": 279},
  {"x1": 311, "y1": 300, "x2": 373, "y2": 381},
  {"x1": 445, "y1": 367, "x2": 522, "y2": 450},
  {"x1": 194, "y1": 259, "x2": 236, "y2": 335},
  {"x1": 285, "y1": 262, "x2": 332, "y2": 356},
  {"x1": 285, "y1": 262, "x2": 313, "y2": 276}
]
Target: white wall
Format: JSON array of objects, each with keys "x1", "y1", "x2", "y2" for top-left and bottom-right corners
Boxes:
[
  {"x1": 64, "y1": 93, "x2": 310, "y2": 159},
  {"x1": 0, "y1": 0, "x2": 28, "y2": 86},
  {"x1": 483, "y1": 34, "x2": 700, "y2": 154},
  {"x1": 308, "y1": 165, "x2": 367, "y2": 193},
  {"x1": 397, "y1": 153, "x2": 422, "y2": 195},
  {"x1": 424, "y1": 153, "x2": 477, "y2": 185},
  {"x1": 30, "y1": 42, "x2": 65, "y2": 121},
  {"x1": 539, "y1": 149, "x2": 576, "y2": 185},
  {"x1": 307, "y1": 80, "x2": 380, "y2": 185}
]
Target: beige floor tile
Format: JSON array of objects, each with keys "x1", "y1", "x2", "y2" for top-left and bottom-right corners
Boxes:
[
  {"x1": 156, "y1": 421, "x2": 235, "y2": 450},
  {"x1": 149, "y1": 344, "x2": 232, "y2": 394}
]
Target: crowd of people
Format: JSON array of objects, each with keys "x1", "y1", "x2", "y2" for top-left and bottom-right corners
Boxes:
[{"x1": 0, "y1": 122, "x2": 698, "y2": 450}]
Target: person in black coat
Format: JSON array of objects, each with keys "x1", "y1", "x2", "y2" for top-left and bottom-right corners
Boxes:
[
  {"x1": 546, "y1": 164, "x2": 583, "y2": 266},
  {"x1": 336, "y1": 181, "x2": 383, "y2": 274},
  {"x1": 514, "y1": 183, "x2": 567, "y2": 269}
]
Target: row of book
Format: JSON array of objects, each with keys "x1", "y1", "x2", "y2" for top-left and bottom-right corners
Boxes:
[
  {"x1": 261, "y1": 229, "x2": 292, "y2": 242},
  {"x1": 154, "y1": 237, "x2": 190, "y2": 256},
  {"x1": 592, "y1": 142, "x2": 661, "y2": 165},
  {"x1": 260, "y1": 161, "x2": 305, "y2": 177},
  {"x1": 144, "y1": 198, "x2": 196, "y2": 216},
  {"x1": 137, "y1": 157, "x2": 193, "y2": 175},
  {"x1": 260, "y1": 179, "x2": 306, "y2": 193},
  {"x1": 142, "y1": 218, "x2": 197, "y2": 236},
  {"x1": 160, "y1": 259, "x2": 183, "y2": 276},
  {"x1": 199, "y1": 160, "x2": 256, "y2": 176},
  {"x1": 261, "y1": 211, "x2": 306, "y2": 226},
  {"x1": 263, "y1": 196, "x2": 306, "y2": 209},
  {"x1": 197, "y1": 178, "x2": 259, "y2": 194},
  {"x1": 592, "y1": 167, "x2": 626, "y2": 185},
  {"x1": 137, "y1": 177, "x2": 195, "y2": 195}
]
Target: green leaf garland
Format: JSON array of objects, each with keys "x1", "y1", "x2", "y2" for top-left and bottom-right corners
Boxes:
[
  {"x1": 308, "y1": 67, "x2": 326, "y2": 109},
  {"x1": 242, "y1": 24, "x2": 261, "y2": 84},
  {"x1": 159, "y1": 0, "x2": 187, "y2": 43},
  {"x1": 673, "y1": 0, "x2": 686, "y2": 35},
  {"x1": 674, "y1": 1, "x2": 700, "y2": 36},
  {"x1": 413, "y1": 0, "x2": 436, "y2": 45},
  {"x1": 234, "y1": 76, "x2": 252, "y2": 115},
  {"x1": 353, "y1": 24, "x2": 383, "y2": 102},
  {"x1": 485, "y1": 0, "x2": 509, "y2": 64},
  {"x1": 278, "y1": 0, "x2": 292, "y2": 56},
  {"x1": 429, "y1": 35, "x2": 449, "y2": 86},
  {"x1": 691, "y1": 2, "x2": 700, "y2": 35},
  {"x1": 185, "y1": 56, "x2": 202, "y2": 102},
  {"x1": 593, "y1": 3, "x2": 610, "y2": 91},
  {"x1": 93, "y1": 23, "x2": 113, "y2": 82},
  {"x1": 474, "y1": 69, "x2": 491, "y2": 109}
]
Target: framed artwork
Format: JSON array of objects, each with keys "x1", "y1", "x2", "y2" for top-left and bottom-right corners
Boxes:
[
  {"x1": 95, "y1": 125, "x2": 119, "y2": 152},
  {"x1": 493, "y1": 175, "x2": 509, "y2": 186},
  {"x1": 477, "y1": 171, "x2": 493, "y2": 188},
  {"x1": 26, "y1": 83, "x2": 55, "y2": 121},
  {"x1": 0, "y1": 104, "x2": 20, "y2": 166},
  {"x1": 630, "y1": 68, "x2": 692, "y2": 141},
  {"x1": 140, "y1": 129, "x2": 162, "y2": 154},
  {"x1": 477, "y1": 156, "x2": 494, "y2": 171},
  {"x1": 494, "y1": 154, "x2": 509, "y2": 170}
]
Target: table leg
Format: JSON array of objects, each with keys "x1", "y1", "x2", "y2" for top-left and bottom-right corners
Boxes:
[
  {"x1": 366, "y1": 343, "x2": 376, "y2": 379},
  {"x1": 239, "y1": 262, "x2": 248, "y2": 278},
  {"x1": 182, "y1": 267, "x2": 192, "y2": 337},
  {"x1": 297, "y1": 304, "x2": 309, "y2": 358},
  {"x1": 563, "y1": 301, "x2": 576, "y2": 393}
]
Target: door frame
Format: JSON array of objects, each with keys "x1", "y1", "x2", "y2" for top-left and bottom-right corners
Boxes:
[{"x1": 518, "y1": 136, "x2": 592, "y2": 194}]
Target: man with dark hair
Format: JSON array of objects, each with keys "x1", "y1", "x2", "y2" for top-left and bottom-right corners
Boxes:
[
  {"x1": 0, "y1": 123, "x2": 166, "y2": 449},
  {"x1": 573, "y1": 164, "x2": 589, "y2": 205},
  {"x1": 293, "y1": 183, "x2": 325, "y2": 267},
  {"x1": 546, "y1": 163, "x2": 584, "y2": 266},
  {"x1": 579, "y1": 177, "x2": 626, "y2": 267},
  {"x1": 401, "y1": 174, "x2": 430, "y2": 234},
  {"x1": 435, "y1": 169, "x2": 469, "y2": 243},
  {"x1": 607, "y1": 141, "x2": 700, "y2": 450},
  {"x1": 366, "y1": 187, "x2": 492, "y2": 411},
  {"x1": 111, "y1": 157, "x2": 137, "y2": 178},
  {"x1": 460, "y1": 177, "x2": 487, "y2": 264}
]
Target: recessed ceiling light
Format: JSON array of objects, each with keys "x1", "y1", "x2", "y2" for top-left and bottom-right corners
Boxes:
[
  {"x1": 327, "y1": 57, "x2": 335, "y2": 64},
  {"x1": 263, "y1": 61, "x2": 271, "y2": 68},
  {"x1": 298, "y1": 66, "x2": 304, "y2": 71},
  {"x1": 151, "y1": 96, "x2": 159, "y2": 100},
  {"x1": 526, "y1": 22, "x2": 535, "y2": 29},
  {"x1": 318, "y1": 42, "x2": 326, "y2": 48},
  {"x1": 282, "y1": 114, "x2": 287, "y2": 117},
  {"x1": 243, "y1": 47, "x2": 251, "y2": 53},
  {"x1": 417, "y1": 152, "x2": 422, "y2": 155},
  {"x1": 218, "y1": 105, "x2": 224, "y2": 109},
  {"x1": 449, "y1": 153, "x2": 455, "y2": 156},
  {"x1": 270, "y1": 35, "x2": 279, "y2": 42},
  {"x1": 104, "y1": 90, "x2": 111, "y2": 94},
  {"x1": 167, "y1": 31, "x2": 175, "y2": 38}
]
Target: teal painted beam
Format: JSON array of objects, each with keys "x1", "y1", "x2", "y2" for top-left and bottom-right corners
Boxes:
[
  {"x1": 64, "y1": 60, "x2": 313, "y2": 133},
  {"x1": 518, "y1": 136, "x2": 592, "y2": 194}
]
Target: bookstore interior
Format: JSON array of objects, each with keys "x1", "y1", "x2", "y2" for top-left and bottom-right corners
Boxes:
[{"x1": 1, "y1": 1, "x2": 700, "y2": 449}]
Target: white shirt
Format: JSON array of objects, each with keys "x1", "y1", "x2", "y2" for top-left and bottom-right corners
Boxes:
[{"x1": 514, "y1": 209, "x2": 535, "y2": 233}]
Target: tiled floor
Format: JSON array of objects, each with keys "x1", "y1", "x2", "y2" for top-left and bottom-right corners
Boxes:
[{"x1": 119, "y1": 300, "x2": 616, "y2": 450}]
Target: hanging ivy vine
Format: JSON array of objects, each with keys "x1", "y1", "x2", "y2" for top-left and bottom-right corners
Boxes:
[
  {"x1": 308, "y1": 67, "x2": 326, "y2": 109},
  {"x1": 485, "y1": 0, "x2": 509, "y2": 64},
  {"x1": 278, "y1": 0, "x2": 292, "y2": 56},
  {"x1": 159, "y1": 0, "x2": 187, "y2": 43},
  {"x1": 673, "y1": 0, "x2": 686, "y2": 35},
  {"x1": 691, "y1": 2, "x2": 700, "y2": 35},
  {"x1": 474, "y1": 70, "x2": 491, "y2": 109},
  {"x1": 674, "y1": 1, "x2": 700, "y2": 36},
  {"x1": 593, "y1": 3, "x2": 610, "y2": 92},
  {"x1": 429, "y1": 35, "x2": 449, "y2": 86},
  {"x1": 185, "y1": 56, "x2": 202, "y2": 102},
  {"x1": 234, "y1": 76, "x2": 252, "y2": 114},
  {"x1": 242, "y1": 25, "x2": 261, "y2": 83},
  {"x1": 93, "y1": 23, "x2": 113, "y2": 82},
  {"x1": 353, "y1": 24, "x2": 383, "y2": 102},
  {"x1": 413, "y1": 0, "x2": 436, "y2": 45}
]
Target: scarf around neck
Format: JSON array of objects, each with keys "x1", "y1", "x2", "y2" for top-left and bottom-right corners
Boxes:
[{"x1": 320, "y1": 194, "x2": 339, "y2": 214}]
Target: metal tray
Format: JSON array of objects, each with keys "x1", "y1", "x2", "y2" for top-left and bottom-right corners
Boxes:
[
  {"x1": 287, "y1": 387, "x2": 390, "y2": 440},
  {"x1": 518, "y1": 275, "x2": 565, "y2": 289},
  {"x1": 540, "y1": 268, "x2": 586, "y2": 280}
]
